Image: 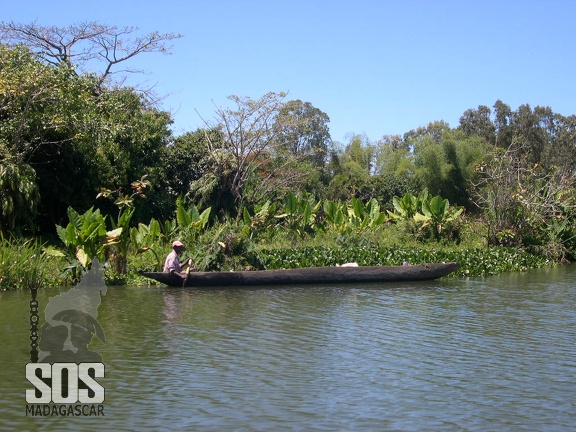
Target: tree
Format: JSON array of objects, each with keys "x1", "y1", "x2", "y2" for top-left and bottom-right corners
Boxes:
[
  {"x1": 0, "y1": 21, "x2": 182, "y2": 88},
  {"x1": 196, "y1": 92, "x2": 312, "y2": 215},
  {"x1": 374, "y1": 135, "x2": 414, "y2": 177},
  {"x1": 493, "y1": 99, "x2": 513, "y2": 148},
  {"x1": 0, "y1": 162, "x2": 40, "y2": 233},
  {"x1": 163, "y1": 130, "x2": 212, "y2": 200},
  {"x1": 0, "y1": 43, "x2": 173, "y2": 232},
  {"x1": 542, "y1": 112, "x2": 576, "y2": 169},
  {"x1": 342, "y1": 133, "x2": 375, "y2": 173},
  {"x1": 0, "y1": 43, "x2": 91, "y2": 231},
  {"x1": 378, "y1": 134, "x2": 408, "y2": 151},
  {"x1": 458, "y1": 105, "x2": 495, "y2": 144},
  {"x1": 90, "y1": 88, "x2": 173, "y2": 224},
  {"x1": 162, "y1": 128, "x2": 237, "y2": 219},
  {"x1": 403, "y1": 120, "x2": 451, "y2": 147},
  {"x1": 0, "y1": 44, "x2": 90, "y2": 165},
  {"x1": 274, "y1": 100, "x2": 332, "y2": 167},
  {"x1": 326, "y1": 134, "x2": 376, "y2": 200},
  {"x1": 471, "y1": 138, "x2": 576, "y2": 259},
  {"x1": 413, "y1": 130, "x2": 489, "y2": 208},
  {"x1": 509, "y1": 104, "x2": 547, "y2": 165}
]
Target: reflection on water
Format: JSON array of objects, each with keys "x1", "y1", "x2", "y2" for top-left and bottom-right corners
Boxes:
[{"x1": 1, "y1": 265, "x2": 575, "y2": 431}]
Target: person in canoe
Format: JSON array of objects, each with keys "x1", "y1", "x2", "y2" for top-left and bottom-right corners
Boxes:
[{"x1": 163, "y1": 240, "x2": 195, "y2": 280}]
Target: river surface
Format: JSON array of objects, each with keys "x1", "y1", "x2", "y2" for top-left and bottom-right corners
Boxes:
[{"x1": 1, "y1": 265, "x2": 575, "y2": 431}]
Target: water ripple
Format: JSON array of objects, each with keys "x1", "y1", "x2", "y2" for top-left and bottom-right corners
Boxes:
[{"x1": 2, "y1": 269, "x2": 575, "y2": 431}]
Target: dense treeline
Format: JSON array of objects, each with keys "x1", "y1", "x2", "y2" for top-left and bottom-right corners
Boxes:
[{"x1": 2, "y1": 22, "x2": 576, "y2": 287}]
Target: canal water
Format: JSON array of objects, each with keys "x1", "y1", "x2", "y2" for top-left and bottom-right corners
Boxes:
[{"x1": 1, "y1": 265, "x2": 575, "y2": 431}]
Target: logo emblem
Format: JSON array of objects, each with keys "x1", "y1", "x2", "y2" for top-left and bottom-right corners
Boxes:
[{"x1": 26, "y1": 260, "x2": 107, "y2": 416}]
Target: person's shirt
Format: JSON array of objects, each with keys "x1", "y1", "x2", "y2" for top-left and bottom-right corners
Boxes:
[{"x1": 163, "y1": 250, "x2": 182, "y2": 273}]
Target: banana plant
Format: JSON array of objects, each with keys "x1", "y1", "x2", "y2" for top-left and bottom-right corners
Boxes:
[
  {"x1": 277, "y1": 192, "x2": 321, "y2": 237},
  {"x1": 387, "y1": 190, "x2": 429, "y2": 221},
  {"x1": 243, "y1": 200, "x2": 277, "y2": 239},
  {"x1": 348, "y1": 197, "x2": 388, "y2": 231},
  {"x1": 323, "y1": 199, "x2": 346, "y2": 231},
  {"x1": 175, "y1": 197, "x2": 211, "y2": 235},
  {"x1": 365, "y1": 198, "x2": 388, "y2": 228},
  {"x1": 323, "y1": 197, "x2": 387, "y2": 233},
  {"x1": 56, "y1": 207, "x2": 120, "y2": 270},
  {"x1": 107, "y1": 206, "x2": 136, "y2": 274},
  {"x1": 416, "y1": 195, "x2": 464, "y2": 239},
  {"x1": 130, "y1": 218, "x2": 164, "y2": 270}
]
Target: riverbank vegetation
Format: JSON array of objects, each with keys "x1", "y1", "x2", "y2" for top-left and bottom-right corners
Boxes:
[{"x1": 1, "y1": 22, "x2": 575, "y2": 290}]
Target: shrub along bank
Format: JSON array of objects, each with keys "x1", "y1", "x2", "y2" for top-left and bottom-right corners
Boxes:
[{"x1": 0, "y1": 191, "x2": 558, "y2": 290}]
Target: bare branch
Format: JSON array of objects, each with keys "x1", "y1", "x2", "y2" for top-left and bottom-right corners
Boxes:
[
  {"x1": 195, "y1": 92, "x2": 314, "y2": 209},
  {"x1": 0, "y1": 21, "x2": 182, "y2": 86}
]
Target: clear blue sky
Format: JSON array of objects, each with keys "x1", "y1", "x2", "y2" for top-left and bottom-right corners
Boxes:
[{"x1": 5, "y1": 0, "x2": 576, "y2": 143}]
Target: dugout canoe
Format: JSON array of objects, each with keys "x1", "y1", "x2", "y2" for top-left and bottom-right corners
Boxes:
[{"x1": 138, "y1": 262, "x2": 460, "y2": 287}]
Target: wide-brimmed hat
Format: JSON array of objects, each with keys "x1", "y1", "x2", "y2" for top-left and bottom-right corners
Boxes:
[{"x1": 172, "y1": 240, "x2": 184, "y2": 248}]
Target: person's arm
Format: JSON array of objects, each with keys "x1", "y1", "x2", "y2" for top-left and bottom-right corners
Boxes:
[
  {"x1": 183, "y1": 257, "x2": 196, "y2": 271},
  {"x1": 170, "y1": 269, "x2": 188, "y2": 280}
]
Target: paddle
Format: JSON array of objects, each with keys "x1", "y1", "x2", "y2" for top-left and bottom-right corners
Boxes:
[
  {"x1": 181, "y1": 257, "x2": 194, "y2": 288},
  {"x1": 182, "y1": 268, "x2": 189, "y2": 288}
]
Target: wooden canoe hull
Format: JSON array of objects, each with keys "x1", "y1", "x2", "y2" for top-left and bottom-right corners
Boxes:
[{"x1": 139, "y1": 262, "x2": 460, "y2": 287}]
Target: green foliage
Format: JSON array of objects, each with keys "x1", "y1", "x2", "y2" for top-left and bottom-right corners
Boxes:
[
  {"x1": 55, "y1": 207, "x2": 120, "y2": 275},
  {"x1": 387, "y1": 190, "x2": 464, "y2": 242},
  {"x1": 370, "y1": 171, "x2": 420, "y2": 211},
  {"x1": 276, "y1": 192, "x2": 321, "y2": 237},
  {"x1": 131, "y1": 218, "x2": 161, "y2": 244},
  {"x1": 243, "y1": 200, "x2": 278, "y2": 239},
  {"x1": 163, "y1": 129, "x2": 213, "y2": 209},
  {"x1": 0, "y1": 43, "x2": 173, "y2": 233},
  {"x1": 323, "y1": 200, "x2": 346, "y2": 230},
  {"x1": 323, "y1": 197, "x2": 387, "y2": 234},
  {"x1": 419, "y1": 195, "x2": 464, "y2": 240},
  {"x1": 176, "y1": 197, "x2": 211, "y2": 235},
  {"x1": 199, "y1": 92, "x2": 318, "y2": 213},
  {"x1": 125, "y1": 218, "x2": 168, "y2": 274},
  {"x1": 2, "y1": 40, "x2": 575, "y2": 278},
  {"x1": 0, "y1": 236, "x2": 63, "y2": 290},
  {"x1": 412, "y1": 131, "x2": 489, "y2": 207},
  {"x1": 160, "y1": 219, "x2": 178, "y2": 239},
  {"x1": 0, "y1": 162, "x2": 40, "y2": 233},
  {"x1": 473, "y1": 141, "x2": 576, "y2": 259},
  {"x1": 388, "y1": 190, "x2": 428, "y2": 221},
  {"x1": 96, "y1": 175, "x2": 152, "y2": 274},
  {"x1": 191, "y1": 222, "x2": 260, "y2": 272},
  {"x1": 274, "y1": 99, "x2": 331, "y2": 167}
]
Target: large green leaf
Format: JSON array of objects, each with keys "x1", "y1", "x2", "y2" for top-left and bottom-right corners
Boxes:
[
  {"x1": 303, "y1": 201, "x2": 312, "y2": 224},
  {"x1": 76, "y1": 247, "x2": 89, "y2": 268},
  {"x1": 117, "y1": 207, "x2": 135, "y2": 229},
  {"x1": 351, "y1": 197, "x2": 364, "y2": 219},
  {"x1": 199, "y1": 207, "x2": 211, "y2": 227},
  {"x1": 67, "y1": 207, "x2": 82, "y2": 232},
  {"x1": 423, "y1": 196, "x2": 448, "y2": 220},
  {"x1": 149, "y1": 219, "x2": 161, "y2": 238},
  {"x1": 176, "y1": 197, "x2": 192, "y2": 227},
  {"x1": 324, "y1": 200, "x2": 338, "y2": 223},
  {"x1": 334, "y1": 208, "x2": 345, "y2": 225},
  {"x1": 285, "y1": 192, "x2": 298, "y2": 216},
  {"x1": 55, "y1": 224, "x2": 69, "y2": 245},
  {"x1": 243, "y1": 207, "x2": 252, "y2": 226},
  {"x1": 188, "y1": 204, "x2": 200, "y2": 222}
]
